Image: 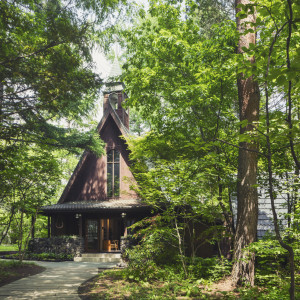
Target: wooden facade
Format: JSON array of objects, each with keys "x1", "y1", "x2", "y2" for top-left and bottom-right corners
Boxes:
[{"x1": 42, "y1": 60, "x2": 150, "y2": 253}]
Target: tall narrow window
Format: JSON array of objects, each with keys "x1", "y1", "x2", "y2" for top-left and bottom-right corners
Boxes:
[{"x1": 107, "y1": 149, "x2": 120, "y2": 197}]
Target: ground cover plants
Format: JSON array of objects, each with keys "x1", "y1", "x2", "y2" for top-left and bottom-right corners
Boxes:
[
  {"x1": 1, "y1": 252, "x2": 73, "y2": 262},
  {"x1": 79, "y1": 262, "x2": 299, "y2": 299}
]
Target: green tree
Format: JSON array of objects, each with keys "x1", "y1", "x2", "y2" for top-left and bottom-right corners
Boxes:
[
  {"x1": 122, "y1": 0, "x2": 239, "y2": 269},
  {"x1": 0, "y1": 143, "x2": 61, "y2": 261},
  {"x1": 231, "y1": 0, "x2": 260, "y2": 287},
  {"x1": 122, "y1": 0, "x2": 298, "y2": 294},
  {"x1": 0, "y1": 0, "x2": 127, "y2": 154},
  {"x1": 0, "y1": 0, "x2": 127, "y2": 254},
  {"x1": 248, "y1": 0, "x2": 299, "y2": 297}
]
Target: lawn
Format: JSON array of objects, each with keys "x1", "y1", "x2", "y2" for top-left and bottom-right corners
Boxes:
[{"x1": 0, "y1": 244, "x2": 18, "y2": 252}]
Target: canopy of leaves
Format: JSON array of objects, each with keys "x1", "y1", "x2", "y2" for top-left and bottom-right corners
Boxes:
[{"x1": 0, "y1": 0, "x2": 129, "y2": 155}]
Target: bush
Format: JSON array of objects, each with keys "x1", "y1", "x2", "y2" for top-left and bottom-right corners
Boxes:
[{"x1": 187, "y1": 256, "x2": 232, "y2": 281}]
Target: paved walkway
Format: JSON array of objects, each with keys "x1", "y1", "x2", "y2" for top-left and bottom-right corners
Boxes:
[{"x1": 0, "y1": 260, "x2": 117, "y2": 299}]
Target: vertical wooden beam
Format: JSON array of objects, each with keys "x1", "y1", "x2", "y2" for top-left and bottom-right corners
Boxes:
[
  {"x1": 31, "y1": 215, "x2": 35, "y2": 239},
  {"x1": 122, "y1": 215, "x2": 127, "y2": 237},
  {"x1": 79, "y1": 215, "x2": 83, "y2": 237},
  {"x1": 48, "y1": 216, "x2": 51, "y2": 238}
]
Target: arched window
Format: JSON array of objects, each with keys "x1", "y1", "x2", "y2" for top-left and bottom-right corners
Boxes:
[{"x1": 107, "y1": 149, "x2": 120, "y2": 197}]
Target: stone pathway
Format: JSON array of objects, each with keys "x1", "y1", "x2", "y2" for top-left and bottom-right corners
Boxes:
[{"x1": 0, "y1": 260, "x2": 116, "y2": 299}]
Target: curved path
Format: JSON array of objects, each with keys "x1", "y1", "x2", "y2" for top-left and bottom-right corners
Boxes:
[{"x1": 0, "y1": 260, "x2": 116, "y2": 299}]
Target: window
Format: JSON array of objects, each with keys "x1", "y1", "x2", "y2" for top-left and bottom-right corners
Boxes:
[{"x1": 107, "y1": 149, "x2": 120, "y2": 197}]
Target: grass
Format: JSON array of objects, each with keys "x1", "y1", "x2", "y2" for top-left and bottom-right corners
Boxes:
[
  {"x1": 0, "y1": 260, "x2": 45, "y2": 287},
  {"x1": 0, "y1": 244, "x2": 18, "y2": 251}
]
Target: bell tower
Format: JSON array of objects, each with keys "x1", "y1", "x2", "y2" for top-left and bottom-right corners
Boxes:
[{"x1": 103, "y1": 56, "x2": 129, "y2": 129}]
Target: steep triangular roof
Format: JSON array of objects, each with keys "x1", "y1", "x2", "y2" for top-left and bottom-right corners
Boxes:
[{"x1": 57, "y1": 101, "x2": 129, "y2": 204}]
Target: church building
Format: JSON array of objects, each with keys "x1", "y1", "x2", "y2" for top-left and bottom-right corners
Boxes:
[{"x1": 41, "y1": 58, "x2": 150, "y2": 253}]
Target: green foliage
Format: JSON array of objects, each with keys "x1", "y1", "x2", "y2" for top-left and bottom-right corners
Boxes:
[
  {"x1": 0, "y1": 260, "x2": 29, "y2": 278},
  {"x1": 0, "y1": 0, "x2": 130, "y2": 257},
  {"x1": 123, "y1": 213, "x2": 230, "y2": 284},
  {"x1": 123, "y1": 3, "x2": 238, "y2": 260},
  {"x1": 0, "y1": 0, "x2": 117, "y2": 155},
  {"x1": 128, "y1": 217, "x2": 179, "y2": 265},
  {"x1": 121, "y1": 1, "x2": 239, "y2": 288},
  {"x1": 88, "y1": 268, "x2": 207, "y2": 299},
  {"x1": 26, "y1": 252, "x2": 73, "y2": 261},
  {"x1": 0, "y1": 244, "x2": 17, "y2": 251},
  {"x1": 124, "y1": 248, "x2": 231, "y2": 283},
  {"x1": 186, "y1": 256, "x2": 232, "y2": 281},
  {"x1": 249, "y1": 233, "x2": 300, "y2": 287},
  {"x1": 122, "y1": 0, "x2": 299, "y2": 294},
  {"x1": 0, "y1": 143, "x2": 61, "y2": 246}
]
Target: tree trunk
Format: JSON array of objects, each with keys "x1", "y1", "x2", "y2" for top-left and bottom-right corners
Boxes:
[
  {"x1": 174, "y1": 217, "x2": 188, "y2": 277},
  {"x1": 231, "y1": 0, "x2": 260, "y2": 286},
  {"x1": 217, "y1": 182, "x2": 235, "y2": 259},
  {"x1": 0, "y1": 207, "x2": 15, "y2": 245}
]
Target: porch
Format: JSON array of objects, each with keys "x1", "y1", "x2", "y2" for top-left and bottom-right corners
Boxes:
[{"x1": 41, "y1": 199, "x2": 150, "y2": 254}]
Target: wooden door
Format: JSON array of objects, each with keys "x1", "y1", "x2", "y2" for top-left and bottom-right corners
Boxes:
[
  {"x1": 100, "y1": 218, "x2": 121, "y2": 252},
  {"x1": 85, "y1": 219, "x2": 99, "y2": 252}
]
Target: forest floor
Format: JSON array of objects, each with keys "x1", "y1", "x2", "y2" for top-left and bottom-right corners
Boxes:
[
  {"x1": 78, "y1": 270, "x2": 242, "y2": 299},
  {"x1": 0, "y1": 260, "x2": 46, "y2": 287}
]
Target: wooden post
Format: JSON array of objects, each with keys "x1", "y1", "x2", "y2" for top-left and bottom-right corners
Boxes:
[
  {"x1": 121, "y1": 213, "x2": 127, "y2": 237},
  {"x1": 79, "y1": 215, "x2": 83, "y2": 237},
  {"x1": 31, "y1": 215, "x2": 35, "y2": 238},
  {"x1": 48, "y1": 216, "x2": 51, "y2": 238}
]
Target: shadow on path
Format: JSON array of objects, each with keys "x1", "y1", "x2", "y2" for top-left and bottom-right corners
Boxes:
[{"x1": 0, "y1": 260, "x2": 116, "y2": 299}]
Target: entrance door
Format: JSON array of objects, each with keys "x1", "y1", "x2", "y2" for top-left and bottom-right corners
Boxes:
[
  {"x1": 100, "y1": 218, "x2": 121, "y2": 252},
  {"x1": 85, "y1": 219, "x2": 99, "y2": 252}
]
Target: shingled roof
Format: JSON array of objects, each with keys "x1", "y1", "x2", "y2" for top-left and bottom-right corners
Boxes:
[{"x1": 41, "y1": 199, "x2": 149, "y2": 214}]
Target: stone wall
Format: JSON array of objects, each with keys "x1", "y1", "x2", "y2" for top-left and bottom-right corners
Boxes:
[{"x1": 28, "y1": 236, "x2": 84, "y2": 256}]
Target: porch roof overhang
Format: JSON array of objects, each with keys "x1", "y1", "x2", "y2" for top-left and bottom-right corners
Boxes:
[{"x1": 41, "y1": 199, "x2": 150, "y2": 215}]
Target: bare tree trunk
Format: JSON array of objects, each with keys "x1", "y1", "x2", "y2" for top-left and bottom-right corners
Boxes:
[
  {"x1": 174, "y1": 217, "x2": 188, "y2": 277},
  {"x1": 217, "y1": 182, "x2": 235, "y2": 259},
  {"x1": 0, "y1": 207, "x2": 15, "y2": 245},
  {"x1": 23, "y1": 210, "x2": 38, "y2": 257},
  {"x1": 231, "y1": 0, "x2": 260, "y2": 286},
  {"x1": 18, "y1": 210, "x2": 24, "y2": 262}
]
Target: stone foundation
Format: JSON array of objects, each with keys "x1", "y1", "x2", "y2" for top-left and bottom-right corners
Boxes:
[{"x1": 28, "y1": 236, "x2": 84, "y2": 256}]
